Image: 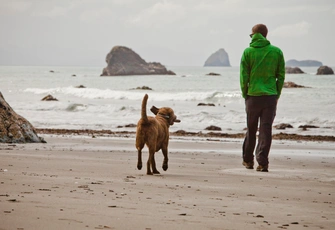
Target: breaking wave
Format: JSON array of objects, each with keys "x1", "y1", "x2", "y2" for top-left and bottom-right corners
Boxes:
[{"x1": 24, "y1": 87, "x2": 242, "y2": 102}]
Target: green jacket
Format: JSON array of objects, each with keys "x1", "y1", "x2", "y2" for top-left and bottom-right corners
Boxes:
[{"x1": 240, "y1": 33, "x2": 285, "y2": 99}]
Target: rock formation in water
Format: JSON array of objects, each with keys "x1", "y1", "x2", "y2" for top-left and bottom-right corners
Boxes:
[
  {"x1": 204, "y1": 49, "x2": 231, "y2": 67},
  {"x1": 0, "y1": 92, "x2": 46, "y2": 143},
  {"x1": 285, "y1": 67, "x2": 304, "y2": 74},
  {"x1": 130, "y1": 86, "x2": 153, "y2": 90},
  {"x1": 285, "y1": 59, "x2": 322, "y2": 67},
  {"x1": 197, "y1": 103, "x2": 215, "y2": 106},
  {"x1": 41, "y1": 94, "x2": 58, "y2": 101},
  {"x1": 206, "y1": 72, "x2": 221, "y2": 76},
  {"x1": 101, "y1": 46, "x2": 175, "y2": 76},
  {"x1": 283, "y1": 81, "x2": 308, "y2": 88},
  {"x1": 316, "y1": 66, "x2": 334, "y2": 75}
]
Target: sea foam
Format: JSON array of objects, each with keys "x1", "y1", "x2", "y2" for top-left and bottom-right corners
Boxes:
[{"x1": 24, "y1": 87, "x2": 241, "y2": 102}]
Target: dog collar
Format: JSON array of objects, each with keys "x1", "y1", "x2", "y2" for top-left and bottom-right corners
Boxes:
[{"x1": 158, "y1": 113, "x2": 169, "y2": 119}]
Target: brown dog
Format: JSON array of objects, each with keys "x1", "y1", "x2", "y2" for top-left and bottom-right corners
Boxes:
[{"x1": 136, "y1": 94, "x2": 180, "y2": 175}]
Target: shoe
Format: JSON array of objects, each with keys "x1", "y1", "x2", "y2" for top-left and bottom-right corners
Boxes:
[
  {"x1": 256, "y1": 165, "x2": 268, "y2": 172},
  {"x1": 242, "y1": 161, "x2": 254, "y2": 169}
]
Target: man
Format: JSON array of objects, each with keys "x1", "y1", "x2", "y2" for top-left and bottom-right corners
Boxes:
[{"x1": 240, "y1": 24, "x2": 285, "y2": 172}]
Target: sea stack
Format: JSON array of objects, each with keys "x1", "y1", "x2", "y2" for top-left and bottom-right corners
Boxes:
[
  {"x1": 101, "y1": 46, "x2": 175, "y2": 76},
  {"x1": 285, "y1": 67, "x2": 304, "y2": 74},
  {"x1": 316, "y1": 66, "x2": 334, "y2": 75},
  {"x1": 204, "y1": 48, "x2": 231, "y2": 67}
]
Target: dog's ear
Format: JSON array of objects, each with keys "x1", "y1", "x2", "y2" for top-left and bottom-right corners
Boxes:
[{"x1": 150, "y1": 106, "x2": 159, "y2": 115}]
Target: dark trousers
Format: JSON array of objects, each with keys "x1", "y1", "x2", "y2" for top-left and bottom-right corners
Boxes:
[{"x1": 242, "y1": 95, "x2": 277, "y2": 166}]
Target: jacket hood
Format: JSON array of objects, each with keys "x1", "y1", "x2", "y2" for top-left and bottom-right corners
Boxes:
[{"x1": 250, "y1": 33, "x2": 270, "y2": 48}]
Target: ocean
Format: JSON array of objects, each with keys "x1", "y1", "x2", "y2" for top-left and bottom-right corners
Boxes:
[{"x1": 1, "y1": 65, "x2": 334, "y2": 136}]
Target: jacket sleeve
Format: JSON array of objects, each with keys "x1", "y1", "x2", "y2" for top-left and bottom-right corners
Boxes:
[
  {"x1": 276, "y1": 51, "x2": 285, "y2": 98},
  {"x1": 240, "y1": 51, "x2": 249, "y2": 99}
]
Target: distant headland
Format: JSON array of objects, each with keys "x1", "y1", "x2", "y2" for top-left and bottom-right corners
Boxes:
[{"x1": 285, "y1": 59, "x2": 322, "y2": 67}]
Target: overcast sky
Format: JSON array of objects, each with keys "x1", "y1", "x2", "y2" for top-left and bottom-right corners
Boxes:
[{"x1": 1, "y1": 0, "x2": 334, "y2": 67}]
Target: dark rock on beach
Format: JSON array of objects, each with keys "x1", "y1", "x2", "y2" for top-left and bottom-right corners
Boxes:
[
  {"x1": 286, "y1": 59, "x2": 322, "y2": 67},
  {"x1": 34, "y1": 128, "x2": 335, "y2": 142},
  {"x1": 117, "y1": 124, "x2": 137, "y2": 128},
  {"x1": 175, "y1": 130, "x2": 187, "y2": 135},
  {"x1": 125, "y1": 124, "x2": 137, "y2": 128},
  {"x1": 274, "y1": 123, "x2": 293, "y2": 130},
  {"x1": 205, "y1": 125, "x2": 222, "y2": 131},
  {"x1": 41, "y1": 94, "x2": 58, "y2": 101},
  {"x1": 101, "y1": 46, "x2": 175, "y2": 76},
  {"x1": 204, "y1": 48, "x2": 231, "y2": 67},
  {"x1": 299, "y1": 125, "x2": 320, "y2": 129},
  {"x1": 316, "y1": 66, "x2": 334, "y2": 75},
  {"x1": 198, "y1": 103, "x2": 215, "y2": 106},
  {"x1": 285, "y1": 67, "x2": 304, "y2": 74},
  {"x1": 75, "y1": 85, "x2": 86, "y2": 88},
  {"x1": 0, "y1": 92, "x2": 46, "y2": 143}
]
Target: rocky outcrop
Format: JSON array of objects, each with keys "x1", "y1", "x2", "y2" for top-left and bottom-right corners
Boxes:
[
  {"x1": 286, "y1": 59, "x2": 322, "y2": 67},
  {"x1": 283, "y1": 81, "x2": 307, "y2": 88},
  {"x1": 204, "y1": 49, "x2": 231, "y2": 67},
  {"x1": 285, "y1": 67, "x2": 304, "y2": 74},
  {"x1": 197, "y1": 103, "x2": 215, "y2": 106},
  {"x1": 130, "y1": 86, "x2": 153, "y2": 90},
  {"x1": 299, "y1": 125, "x2": 320, "y2": 131},
  {"x1": 101, "y1": 46, "x2": 175, "y2": 76},
  {"x1": 298, "y1": 125, "x2": 319, "y2": 129},
  {"x1": 41, "y1": 95, "x2": 58, "y2": 101},
  {"x1": 205, "y1": 125, "x2": 222, "y2": 131},
  {"x1": 0, "y1": 92, "x2": 45, "y2": 143},
  {"x1": 274, "y1": 123, "x2": 293, "y2": 130},
  {"x1": 206, "y1": 72, "x2": 221, "y2": 76},
  {"x1": 316, "y1": 66, "x2": 334, "y2": 75}
]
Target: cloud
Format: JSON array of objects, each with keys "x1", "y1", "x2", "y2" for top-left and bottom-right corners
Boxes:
[
  {"x1": 111, "y1": 0, "x2": 138, "y2": 5},
  {"x1": 0, "y1": 1, "x2": 31, "y2": 15},
  {"x1": 209, "y1": 29, "x2": 220, "y2": 35},
  {"x1": 79, "y1": 8, "x2": 115, "y2": 22},
  {"x1": 272, "y1": 21, "x2": 310, "y2": 38},
  {"x1": 193, "y1": 0, "x2": 243, "y2": 13},
  {"x1": 32, "y1": 4, "x2": 75, "y2": 18},
  {"x1": 128, "y1": 1, "x2": 185, "y2": 27},
  {"x1": 193, "y1": 0, "x2": 333, "y2": 17}
]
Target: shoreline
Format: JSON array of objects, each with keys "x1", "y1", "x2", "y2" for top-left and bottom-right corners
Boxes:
[
  {"x1": 1, "y1": 136, "x2": 334, "y2": 230},
  {"x1": 36, "y1": 128, "x2": 335, "y2": 142}
]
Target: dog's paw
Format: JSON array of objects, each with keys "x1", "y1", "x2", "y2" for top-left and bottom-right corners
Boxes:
[
  {"x1": 147, "y1": 171, "x2": 153, "y2": 175},
  {"x1": 153, "y1": 170, "x2": 160, "y2": 174},
  {"x1": 137, "y1": 163, "x2": 142, "y2": 170},
  {"x1": 162, "y1": 164, "x2": 168, "y2": 171}
]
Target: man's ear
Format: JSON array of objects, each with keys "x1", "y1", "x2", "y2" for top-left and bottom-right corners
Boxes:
[{"x1": 150, "y1": 106, "x2": 159, "y2": 115}]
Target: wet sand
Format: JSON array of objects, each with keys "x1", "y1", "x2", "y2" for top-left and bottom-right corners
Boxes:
[{"x1": 1, "y1": 135, "x2": 334, "y2": 230}]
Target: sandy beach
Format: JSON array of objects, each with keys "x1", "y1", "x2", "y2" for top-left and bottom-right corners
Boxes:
[{"x1": 1, "y1": 134, "x2": 334, "y2": 230}]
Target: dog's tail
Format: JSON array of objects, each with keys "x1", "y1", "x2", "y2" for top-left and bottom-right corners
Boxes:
[{"x1": 141, "y1": 94, "x2": 149, "y2": 124}]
